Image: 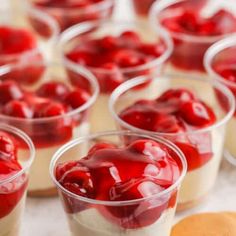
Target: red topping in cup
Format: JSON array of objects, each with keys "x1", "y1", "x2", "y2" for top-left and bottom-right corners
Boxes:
[
  {"x1": 66, "y1": 31, "x2": 166, "y2": 93},
  {"x1": 56, "y1": 139, "x2": 180, "y2": 229},
  {"x1": 119, "y1": 88, "x2": 216, "y2": 171},
  {"x1": 0, "y1": 81, "x2": 90, "y2": 147},
  {"x1": 160, "y1": 7, "x2": 236, "y2": 71},
  {"x1": 0, "y1": 131, "x2": 27, "y2": 219}
]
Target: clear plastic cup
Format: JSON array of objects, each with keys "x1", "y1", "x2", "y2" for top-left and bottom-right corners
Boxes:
[
  {"x1": 0, "y1": 61, "x2": 99, "y2": 197},
  {"x1": 150, "y1": 0, "x2": 236, "y2": 76},
  {"x1": 0, "y1": 4, "x2": 59, "y2": 67},
  {"x1": 109, "y1": 75, "x2": 235, "y2": 210},
  {"x1": 0, "y1": 124, "x2": 35, "y2": 236},
  {"x1": 59, "y1": 19, "x2": 173, "y2": 133},
  {"x1": 204, "y1": 35, "x2": 236, "y2": 166},
  {"x1": 26, "y1": 0, "x2": 115, "y2": 32},
  {"x1": 50, "y1": 131, "x2": 187, "y2": 236}
]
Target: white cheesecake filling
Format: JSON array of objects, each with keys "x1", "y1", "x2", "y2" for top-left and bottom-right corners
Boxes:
[
  {"x1": 67, "y1": 208, "x2": 175, "y2": 236},
  {"x1": 24, "y1": 123, "x2": 89, "y2": 192},
  {"x1": 225, "y1": 117, "x2": 236, "y2": 159},
  {"x1": 0, "y1": 195, "x2": 25, "y2": 236},
  {"x1": 178, "y1": 129, "x2": 224, "y2": 204}
]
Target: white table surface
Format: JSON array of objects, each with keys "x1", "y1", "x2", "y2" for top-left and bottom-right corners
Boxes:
[{"x1": 21, "y1": 0, "x2": 236, "y2": 235}]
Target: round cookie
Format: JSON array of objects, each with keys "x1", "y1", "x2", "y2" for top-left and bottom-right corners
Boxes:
[{"x1": 171, "y1": 212, "x2": 236, "y2": 236}]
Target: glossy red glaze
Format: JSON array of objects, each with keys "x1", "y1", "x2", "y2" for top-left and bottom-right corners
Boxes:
[
  {"x1": 56, "y1": 139, "x2": 180, "y2": 229},
  {"x1": 66, "y1": 31, "x2": 165, "y2": 93},
  {"x1": 214, "y1": 63, "x2": 236, "y2": 116},
  {"x1": 0, "y1": 26, "x2": 44, "y2": 84},
  {"x1": 161, "y1": 8, "x2": 236, "y2": 72},
  {"x1": 0, "y1": 131, "x2": 27, "y2": 219},
  {"x1": 119, "y1": 89, "x2": 216, "y2": 171},
  {"x1": 33, "y1": 0, "x2": 114, "y2": 31},
  {"x1": 0, "y1": 81, "x2": 90, "y2": 148}
]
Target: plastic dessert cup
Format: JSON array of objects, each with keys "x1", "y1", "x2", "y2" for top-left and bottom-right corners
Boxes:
[
  {"x1": 59, "y1": 19, "x2": 173, "y2": 133},
  {"x1": 150, "y1": 0, "x2": 236, "y2": 76},
  {"x1": 26, "y1": 0, "x2": 115, "y2": 32},
  {"x1": 0, "y1": 5, "x2": 59, "y2": 67},
  {"x1": 0, "y1": 62, "x2": 99, "y2": 197},
  {"x1": 50, "y1": 130, "x2": 187, "y2": 236},
  {"x1": 0, "y1": 124, "x2": 35, "y2": 236},
  {"x1": 204, "y1": 35, "x2": 236, "y2": 166},
  {"x1": 109, "y1": 75, "x2": 235, "y2": 211}
]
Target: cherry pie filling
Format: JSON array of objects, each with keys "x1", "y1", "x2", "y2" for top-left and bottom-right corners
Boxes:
[
  {"x1": 66, "y1": 31, "x2": 166, "y2": 93},
  {"x1": 0, "y1": 131, "x2": 27, "y2": 220},
  {"x1": 0, "y1": 80, "x2": 90, "y2": 148},
  {"x1": 0, "y1": 26, "x2": 44, "y2": 84},
  {"x1": 161, "y1": 8, "x2": 236, "y2": 71},
  {"x1": 119, "y1": 88, "x2": 216, "y2": 171},
  {"x1": 214, "y1": 63, "x2": 236, "y2": 116},
  {"x1": 32, "y1": 0, "x2": 114, "y2": 31},
  {"x1": 56, "y1": 139, "x2": 181, "y2": 229}
]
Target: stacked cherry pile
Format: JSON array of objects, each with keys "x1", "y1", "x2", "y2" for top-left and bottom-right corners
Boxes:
[
  {"x1": 0, "y1": 131, "x2": 27, "y2": 219},
  {"x1": 56, "y1": 139, "x2": 180, "y2": 228},
  {"x1": 66, "y1": 31, "x2": 165, "y2": 93},
  {"x1": 33, "y1": 0, "x2": 114, "y2": 31},
  {"x1": 161, "y1": 8, "x2": 236, "y2": 71},
  {"x1": 0, "y1": 81, "x2": 90, "y2": 147},
  {"x1": 119, "y1": 89, "x2": 216, "y2": 171}
]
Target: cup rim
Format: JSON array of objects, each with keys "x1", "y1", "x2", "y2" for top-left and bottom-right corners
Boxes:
[
  {"x1": 0, "y1": 124, "x2": 35, "y2": 185},
  {"x1": 59, "y1": 19, "x2": 173, "y2": 74},
  {"x1": 109, "y1": 74, "x2": 235, "y2": 136},
  {"x1": 204, "y1": 34, "x2": 236, "y2": 88},
  {"x1": 50, "y1": 130, "x2": 187, "y2": 206},
  {"x1": 149, "y1": 0, "x2": 236, "y2": 44},
  {"x1": 29, "y1": 0, "x2": 114, "y2": 13},
  {"x1": 0, "y1": 61, "x2": 99, "y2": 123}
]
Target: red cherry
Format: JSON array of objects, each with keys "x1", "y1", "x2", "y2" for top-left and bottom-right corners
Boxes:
[
  {"x1": 0, "y1": 81, "x2": 23, "y2": 104},
  {"x1": 129, "y1": 139, "x2": 165, "y2": 156},
  {"x1": 36, "y1": 82, "x2": 70, "y2": 101},
  {"x1": 180, "y1": 101, "x2": 216, "y2": 126},
  {"x1": 66, "y1": 50, "x2": 93, "y2": 65},
  {"x1": 88, "y1": 142, "x2": 117, "y2": 155},
  {"x1": 41, "y1": 102, "x2": 67, "y2": 117},
  {"x1": 98, "y1": 63, "x2": 124, "y2": 93},
  {"x1": 157, "y1": 88, "x2": 195, "y2": 103},
  {"x1": 65, "y1": 88, "x2": 90, "y2": 109},
  {"x1": 139, "y1": 43, "x2": 166, "y2": 57},
  {"x1": 154, "y1": 114, "x2": 184, "y2": 133},
  {"x1": 56, "y1": 161, "x2": 78, "y2": 181},
  {"x1": 105, "y1": 180, "x2": 168, "y2": 229},
  {"x1": 120, "y1": 31, "x2": 141, "y2": 47},
  {"x1": 112, "y1": 49, "x2": 143, "y2": 68},
  {"x1": 3, "y1": 100, "x2": 33, "y2": 118},
  {"x1": 0, "y1": 26, "x2": 37, "y2": 55},
  {"x1": 99, "y1": 36, "x2": 120, "y2": 50},
  {"x1": 59, "y1": 162, "x2": 94, "y2": 198},
  {"x1": 0, "y1": 132, "x2": 16, "y2": 161}
]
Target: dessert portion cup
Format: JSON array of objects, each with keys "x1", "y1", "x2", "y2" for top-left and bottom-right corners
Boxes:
[
  {"x1": 0, "y1": 124, "x2": 35, "y2": 236},
  {"x1": 0, "y1": 61, "x2": 99, "y2": 197},
  {"x1": 0, "y1": 4, "x2": 59, "y2": 66},
  {"x1": 59, "y1": 19, "x2": 173, "y2": 133},
  {"x1": 109, "y1": 75, "x2": 235, "y2": 210},
  {"x1": 150, "y1": 0, "x2": 236, "y2": 76},
  {"x1": 26, "y1": 0, "x2": 115, "y2": 32},
  {"x1": 204, "y1": 35, "x2": 236, "y2": 166},
  {"x1": 50, "y1": 130, "x2": 187, "y2": 236}
]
